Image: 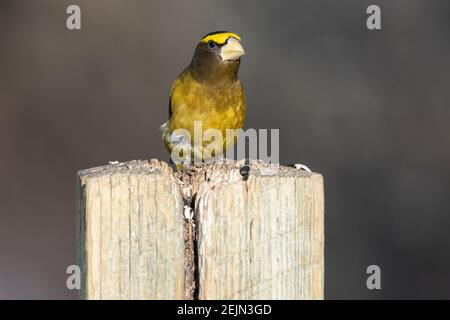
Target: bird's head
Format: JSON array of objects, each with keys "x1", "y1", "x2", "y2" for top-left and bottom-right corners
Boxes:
[{"x1": 191, "y1": 31, "x2": 245, "y2": 83}]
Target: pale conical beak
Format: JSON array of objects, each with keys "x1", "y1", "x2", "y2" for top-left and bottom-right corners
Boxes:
[{"x1": 219, "y1": 37, "x2": 245, "y2": 61}]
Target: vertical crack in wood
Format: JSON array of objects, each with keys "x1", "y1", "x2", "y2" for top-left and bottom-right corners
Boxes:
[
  {"x1": 177, "y1": 169, "x2": 199, "y2": 300},
  {"x1": 77, "y1": 159, "x2": 323, "y2": 300},
  {"x1": 182, "y1": 199, "x2": 196, "y2": 299}
]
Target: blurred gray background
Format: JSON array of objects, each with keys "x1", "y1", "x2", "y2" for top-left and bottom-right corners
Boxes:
[{"x1": 1, "y1": 0, "x2": 450, "y2": 299}]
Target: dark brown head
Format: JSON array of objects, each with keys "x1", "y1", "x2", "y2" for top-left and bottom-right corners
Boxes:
[{"x1": 190, "y1": 31, "x2": 245, "y2": 84}]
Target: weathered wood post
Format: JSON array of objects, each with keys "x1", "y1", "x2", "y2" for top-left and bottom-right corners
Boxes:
[{"x1": 76, "y1": 159, "x2": 324, "y2": 300}]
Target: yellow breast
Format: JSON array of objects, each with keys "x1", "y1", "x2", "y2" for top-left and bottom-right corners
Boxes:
[{"x1": 167, "y1": 68, "x2": 246, "y2": 156}]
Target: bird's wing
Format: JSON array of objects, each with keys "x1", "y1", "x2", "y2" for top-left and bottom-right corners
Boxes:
[
  {"x1": 168, "y1": 98, "x2": 173, "y2": 118},
  {"x1": 168, "y1": 76, "x2": 183, "y2": 120}
]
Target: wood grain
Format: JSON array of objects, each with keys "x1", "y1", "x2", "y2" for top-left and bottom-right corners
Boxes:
[
  {"x1": 183, "y1": 162, "x2": 324, "y2": 300},
  {"x1": 76, "y1": 160, "x2": 324, "y2": 300},
  {"x1": 76, "y1": 160, "x2": 187, "y2": 299}
]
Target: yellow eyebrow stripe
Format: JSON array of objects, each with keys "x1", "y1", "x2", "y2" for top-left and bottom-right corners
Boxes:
[{"x1": 201, "y1": 32, "x2": 241, "y2": 45}]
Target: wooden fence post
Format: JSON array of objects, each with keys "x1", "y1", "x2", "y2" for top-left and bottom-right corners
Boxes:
[
  {"x1": 76, "y1": 159, "x2": 324, "y2": 300},
  {"x1": 76, "y1": 160, "x2": 188, "y2": 299}
]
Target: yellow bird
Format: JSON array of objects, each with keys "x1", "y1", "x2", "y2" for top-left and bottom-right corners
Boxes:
[{"x1": 161, "y1": 31, "x2": 246, "y2": 170}]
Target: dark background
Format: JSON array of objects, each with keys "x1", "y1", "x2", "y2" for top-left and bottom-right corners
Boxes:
[{"x1": 1, "y1": 0, "x2": 450, "y2": 299}]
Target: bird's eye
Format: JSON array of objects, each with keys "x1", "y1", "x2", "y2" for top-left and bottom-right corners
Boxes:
[{"x1": 208, "y1": 40, "x2": 217, "y2": 49}]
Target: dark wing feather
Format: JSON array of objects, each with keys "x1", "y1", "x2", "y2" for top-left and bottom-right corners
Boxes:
[{"x1": 168, "y1": 97, "x2": 173, "y2": 118}]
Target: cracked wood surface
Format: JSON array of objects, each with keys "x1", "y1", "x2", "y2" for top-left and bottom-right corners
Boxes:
[
  {"x1": 76, "y1": 159, "x2": 324, "y2": 300},
  {"x1": 180, "y1": 161, "x2": 324, "y2": 299}
]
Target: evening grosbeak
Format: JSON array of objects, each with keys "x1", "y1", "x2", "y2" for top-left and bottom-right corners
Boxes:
[{"x1": 160, "y1": 31, "x2": 246, "y2": 170}]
